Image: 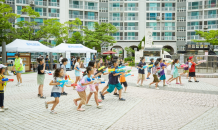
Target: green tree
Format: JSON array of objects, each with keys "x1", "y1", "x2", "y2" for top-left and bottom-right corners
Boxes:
[
  {"x1": 68, "y1": 31, "x2": 83, "y2": 44},
  {"x1": 125, "y1": 47, "x2": 135, "y2": 54},
  {"x1": 0, "y1": 0, "x2": 19, "y2": 45},
  {"x1": 192, "y1": 30, "x2": 218, "y2": 45},
  {"x1": 138, "y1": 36, "x2": 145, "y2": 50},
  {"x1": 82, "y1": 22, "x2": 118, "y2": 52}
]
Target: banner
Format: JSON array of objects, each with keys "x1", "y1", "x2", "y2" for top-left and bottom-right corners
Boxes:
[
  {"x1": 66, "y1": 51, "x2": 71, "y2": 69},
  {"x1": 86, "y1": 52, "x2": 90, "y2": 67}
]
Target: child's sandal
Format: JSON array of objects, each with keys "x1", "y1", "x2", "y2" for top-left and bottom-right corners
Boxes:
[{"x1": 77, "y1": 108, "x2": 85, "y2": 111}]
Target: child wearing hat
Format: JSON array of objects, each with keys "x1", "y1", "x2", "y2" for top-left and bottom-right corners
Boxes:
[{"x1": 188, "y1": 56, "x2": 201, "y2": 82}]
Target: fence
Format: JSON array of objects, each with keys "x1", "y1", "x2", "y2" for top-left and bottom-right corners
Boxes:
[{"x1": 171, "y1": 54, "x2": 218, "y2": 73}]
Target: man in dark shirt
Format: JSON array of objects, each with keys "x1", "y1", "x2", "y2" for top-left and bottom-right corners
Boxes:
[
  {"x1": 100, "y1": 59, "x2": 125, "y2": 101},
  {"x1": 136, "y1": 57, "x2": 146, "y2": 86},
  {"x1": 45, "y1": 55, "x2": 49, "y2": 70}
]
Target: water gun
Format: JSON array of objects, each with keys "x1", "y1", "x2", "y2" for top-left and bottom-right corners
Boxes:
[
  {"x1": 2, "y1": 78, "x2": 14, "y2": 82},
  {"x1": 124, "y1": 73, "x2": 134, "y2": 77},
  {"x1": 181, "y1": 64, "x2": 188, "y2": 68},
  {"x1": 71, "y1": 83, "x2": 77, "y2": 86},
  {"x1": 198, "y1": 60, "x2": 206, "y2": 63},
  {"x1": 142, "y1": 65, "x2": 148, "y2": 69},
  {"x1": 11, "y1": 71, "x2": 16, "y2": 75},
  {"x1": 57, "y1": 80, "x2": 69, "y2": 87},
  {"x1": 76, "y1": 67, "x2": 80, "y2": 70},
  {"x1": 97, "y1": 66, "x2": 107, "y2": 74},
  {"x1": 87, "y1": 77, "x2": 105, "y2": 84},
  {"x1": 118, "y1": 66, "x2": 126, "y2": 69},
  {"x1": 44, "y1": 70, "x2": 52, "y2": 75}
]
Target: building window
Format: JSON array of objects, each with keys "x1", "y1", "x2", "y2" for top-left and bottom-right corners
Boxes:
[
  {"x1": 177, "y1": 7, "x2": 186, "y2": 12},
  {"x1": 100, "y1": 0, "x2": 108, "y2": 2},
  {"x1": 177, "y1": 0, "x2": 186, "y2": 2},
  {"x1": 177, "y1": 27, "x2": 186, "y2": 32},
  {"x1": 177, "y1": 17, "x2": 186, "y2": 22},
  {"x1": 177, "y1": 37, "x2": 186, "y2": 41},
  {"x1": 100, "y1": 17, "x2": 108, "y2": 22},
  {"x1": 100, "y1": 7, "x2": 108, "y2": 12}
]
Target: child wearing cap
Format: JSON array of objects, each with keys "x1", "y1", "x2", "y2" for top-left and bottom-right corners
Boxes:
[
  {"x1": 0, "y1": 64, "x2": 13, "y2": 112},
  {"x1": 188, "y1": 56, "x2": 201, "y2": 82}
]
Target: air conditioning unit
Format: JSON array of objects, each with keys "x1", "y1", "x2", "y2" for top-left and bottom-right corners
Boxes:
[
  {"x1": 204, "y1": 25, "x2": 208, "y2": 29},
  {"x1": 156, "y1": 16, "x2": 160, "y2": 21},
  {"x1": 30, "y1": 1, "x2": 35, "y2": 6}
]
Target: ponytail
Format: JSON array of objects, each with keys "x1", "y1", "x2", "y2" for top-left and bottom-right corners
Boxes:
[{"x1": 83, "y1": 66, "x2": 92, "y2": 77}]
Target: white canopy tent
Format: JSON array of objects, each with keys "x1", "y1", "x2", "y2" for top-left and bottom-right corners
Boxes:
[
  {"x1": 50, "y1": 43, "x2": 97, "y2": 53},
  {"x1": 0, "y1": 39, "x2": 52, "y2": 52}
]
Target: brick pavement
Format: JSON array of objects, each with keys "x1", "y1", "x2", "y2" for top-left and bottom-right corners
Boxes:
[{"x1": 0, "y1": 67, "x2": 217, "y2": 130}]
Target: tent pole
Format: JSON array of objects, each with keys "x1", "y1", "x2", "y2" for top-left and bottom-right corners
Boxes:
[{"x1": 2, "y1": 41, "x2": 6, "y2": 65}]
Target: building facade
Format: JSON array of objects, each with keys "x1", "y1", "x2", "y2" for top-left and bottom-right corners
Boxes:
[{"x1": 4, "y1": 0, "x2": 218, "y2": 58}]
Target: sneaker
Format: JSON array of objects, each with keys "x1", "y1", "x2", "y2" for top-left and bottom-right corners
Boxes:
[
  {"x1": 195, "y1": 81, "x2": 199, "y2": 82},
  {"x1": 188, "y1": 80, "x2": 192, "y2": 82},
  {"x1": 119, "y1": 98, "x2": 126, "y2": 101},
  {"x1": 40, "y1": 96, "x2": 46, "y2": 99},
  {"x1": 113, "y1": 93, "x2": 119, "y2": 96},
  {"x1": 0, "y1": 108, "x2": 4, "y2": 112},
  {"x1": 136, "y1": 84, "x2": 139, "y2": 87},
  {"x1": 50, "y1": 110, "x2": 57, "y2": 114},
  {"x1": 98, "y1": 99, "x2": 102, "y2": 103},
  {"x1": 100, "y1": 93, "x2": 104, "y2": 100},
  {"x1": 97, "y1": 104, "x2": 103, "y2": 109},
  {"x1": 16, "y1": 82, "x2": 19, "y2": 86},
  {"x1": 45, "y1": 102, "x2": 48, "y2": 109},
  {"x1": 62, "y1": 92, "x2": 67, "y2": 96},
  {"x1": 155, "y1": 87, "x2": 159, "y2": 90},
  {"x1": 18, "y1": 83, "x2": 22, "y2": 87},
  {"x1": 85, "y1": 104, "x2": 92, "y2": 106}
]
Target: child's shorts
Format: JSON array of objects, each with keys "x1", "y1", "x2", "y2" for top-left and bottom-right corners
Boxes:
[
  {"x1": 121, "y1": 82, "x2": 128, "y2": 87},
  {"x1": 183, "y1": 70, "x2": 189, "y2": 73},
  {"x1": 16, "y1": 70, "x2": 23, "y2": 73},
  {"x1": 153, "y1": 75, "x2": 159, "y2": 82},
  {"x1": 147, "y1": 68, "x2": 151, "y2": 73},
  {"x1": 107, "y1": 83, "x2": 123, "y2": 93},
  {"x1": 138, "y1": 74, "x2": 145, "y2": 80},
  {"x1": 51, "y1": 92, "x2": 61, "y2": 98},
  {"x1": 89, "y1": 84, "x2": 96, "y2": 92},
  {"x1": 75, "y1": 70, "x2": 80, "y2": 77},
  {"x1": 160, "y1": 74, "x2": 166, "y2": 80},
  {"x1": 189, "y1": 72, "x2": 195, "y2": 77}
]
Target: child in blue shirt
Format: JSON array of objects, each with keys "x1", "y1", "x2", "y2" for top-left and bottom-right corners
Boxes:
[{"x1": 100, "y1": 59, "x2": 125, "y2": 101}]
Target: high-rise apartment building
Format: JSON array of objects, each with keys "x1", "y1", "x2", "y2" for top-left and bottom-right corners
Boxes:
[{"x1": 4, "y1": 0, "x2": 218, "y2": 58}]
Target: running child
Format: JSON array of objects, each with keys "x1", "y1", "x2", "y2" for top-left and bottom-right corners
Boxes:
[
  {"x1": 100, "y1": 59, "x2": 126, "y2": 101},
  {"x1": 149, "y1": 61, "x2": 160, "y2": 90},
  {"x1": 188, "y1": 56, "x2": 201, "y2": 82},
  {"x1": 166, "y1": 60, "x2": 177, "y2": 85},
  {"x1": 45, "y1": 68, "x2": 71, "y2": 114},
  {"x1": 120, "y1": 72, "x2": 128, "y2": 93},
  {"x1": 74, "y1": 57, "x2": 81, "y2": 87},
  {"x1": 37, "y1": 58, "x2": 46, "y2": 99},
  {"x1": 167, "y1": 59, "x2": 183, "y2": 85},
  {"x1": 60, "y1": 58, "x2": 68, "y2": 95},
  {"x1": 180, "y1": 58, "x2": 190, "y2": 79},
  {"x1": 0, "y1": 64, "x2": 13, "y2": 112},
  {"x1": 100, "y1": 65, "x2": 112, "y2": 95},
  {"x1": 146, "y1": 58, "x2": 154, "y2": 79},
  {"x1": 73, "y1": 66, "x2": 96, "y2": 111},
  {"x1": 158, "y1": 58, "x2": 167, "y2": 86},
  {"x1": 136, "y1": 57, "x2": 146, "y2": 86}
]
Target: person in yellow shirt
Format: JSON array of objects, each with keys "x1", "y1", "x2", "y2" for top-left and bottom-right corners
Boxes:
[
  {"x1": 0, "y1": 64, "x2": 9, "y2": 112},
  {"x1": 12, "y1": 53, "x2": 24, "y2": 87},
  {"x1": 120, "y1": 73, "x2": 128, "y2": 93}
]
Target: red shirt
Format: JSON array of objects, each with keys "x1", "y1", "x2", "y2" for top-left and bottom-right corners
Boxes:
[{"x1": 189, "y1": 61, "x2": 196, "y2": 72}]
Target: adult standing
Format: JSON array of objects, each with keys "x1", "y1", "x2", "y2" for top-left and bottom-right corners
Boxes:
[
  {"x1": 12, "y1": 53, "x2": 24, "y2": 87},
  {"x1": 59, "y1": 55, "x2": 63, "y2": 67},
  {"x1": 71, "y1": 56, "x2": 75, "y2": 70},
  {"x1": 45, "y1": 55, "x2": 50, "y2": 70}
]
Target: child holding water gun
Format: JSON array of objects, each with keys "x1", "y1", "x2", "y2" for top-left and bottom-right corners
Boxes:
[
  {"x1": 100, "y1": 65, "x2": 112, "y2": 95},
  {"x1": 0, "y1": 64, "x2": 13, "y2": 112},
  {"x1": 149, "y1": 61, "x2": 161, "y2": 90},
  {"x1": 74, "y1": 57, "x2": 81, "y2": 87},
  {"x1": 60, "y1": 58, "x2": 68, "y2": 95},
  {"x1": 167, "y1": 59, "x2": 183, "y2": 85},
  {"x1": 45, "y1": 68, "x2": 71, "y2": 114},
  {"x1": 157, "y1": 58, "x2": 167, "y2": 87},
  {"x1": 147, "y1": 58, "x2": 154, "y2": 79},
  {"x1": 120, "y1": 72, "x2": 128, "y2": 93},
  {"x1": 188, "y1": 56, "x2": 201, "y2": 82},
  {"x1": 100, "y1": 59, "x2": 126, "y2": 101},
  {"x1": 73, "y1": 66, "x2": 96, "y2": 111},
  {"x1": 37, "y1": 58, "x2": 46, "y2": 99},
  {"x1": 136, "y1": 57, "x2": 146, "y2": 86}
]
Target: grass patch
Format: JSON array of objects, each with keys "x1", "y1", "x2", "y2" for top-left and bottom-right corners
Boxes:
[{"x1": 22, "y1": 72, "x2": 35, "y2": 74}]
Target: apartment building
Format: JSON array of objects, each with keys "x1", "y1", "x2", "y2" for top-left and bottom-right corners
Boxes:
[{"x1": 4, "y1": 0, "x2": 218, "y2": 58}]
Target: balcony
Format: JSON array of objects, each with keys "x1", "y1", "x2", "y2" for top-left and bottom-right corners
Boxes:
[
  {"x1": 146, "y1": 7, "x2": 160, "y2": 11},
  {"x1": 38, "y1": 12, "x2": 47, "y2": 17},
  {"x1": 204, "y1": 14, "x2": 218, "y2": 19},
  {"x1": 188, "y1": 6, "x2": 203, "y2": 10},
  {"x1": 124, "y1": 26, "x2": 138, "y2": 30},
  {"x1": 69, "y1": 4, "x2": 83, "y2": 9},
  {"x1": 152, "y1": 36, "x2": 160, "y2": 40},
  {"x1": 162, "y1": 17, "x2": 175, "y2": 20},
  {"x1": 187, "y1": 35, "x2": 203, "y2": 40},
  {"x1": 16, "y1": 0, "x2": 28, "y2": 4},
  {"x1": 49, "y1": 2, "x2": 59, "y2": 7},
  {"x1": 161, "y1": 36, "x2": 176, "y2": 40},
  {"x1": 5, "y1": 0, "x2": 15, "y2": 4},
  {"x1": 187, "y1": 25, "x2": 202, "y2": 30},
  {"x1": 208, "y1": 24, "x2": 218, "y2": 29},
  {"x1": 113, "y1": 36, "x2": 123, "y2": 40},
  {"x1": 17, "y1": 10, "x2": 27, "y2": 15},
  {"x1": 125, "y1": 7, "x2": 138, "y2": 11},
  {"x1": 109, "y1": 7, "x2": 123, "y2": 11},
  {"x1": 124, "y1": 16, "x2": 138, "y2": 20},
  {"x1": 69, "y1": 15, "x2": 83, "y2": 19},
  {"x1": 34, "y1": 1, "x2": 47, "y2": 6},
  {"x1": 109, "y1": 17, "x2": 123, "y2": 21},
  {"x1": 146, "y1": 26, "x2": 160, "y2": 30},
  {"x1": 124, "y1": 36, "x2": 138, "y2": 40},
  {"x1": 115, "y1": 26, "x2": 123, "y2": 30},
  {"x1": 146, "y1": 17, "x2": 157, "y2": 20},
  {"x1": 85, "y1": 26, "x2": 95, "y2": 30},
  {"x1": 204, "y1": 4, "x2": 218, "y2": 9},
  {"x1": 188, "y1": 15, "x2": 202, "y2": 20},
  {"x1": 85, "y1": 6, "x2": 98, "y2": 10},
  {"x1": 49, "y1": 13, "x2": 59, "y2": 17},
  {"x1": 162, "y1": 7, "x2": 175, "y2": 11},
  {"x1": 162, "y1": 26, "x2": 176, "y2": 30},
  {"x1": 85, "y1": 16, "x2": 98, "y2": 20}
]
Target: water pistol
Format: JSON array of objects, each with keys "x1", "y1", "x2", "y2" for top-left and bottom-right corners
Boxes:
[
  {"x1": 57, "y1": 80, "x2": 69, "y2": 87},
  {"x1": 2, "y1": 78, "x2": 14, "y2": 82},
  {"x1": 97, "y1": 66, "x2": 107, "y2": 74},
  {"x1": 87, "y1": 77, "x2": 105, "y2": 84},
  {"x1": 44, "y1": 70, "x2": 52, "y2": 75},
  {"x1": 124, "y1": 73, "x2": 134, "y2": 77},
  {"x1": 181, "y1": 64, "x2": 188, "y2": 68},
  {"x1": 76, "y1": 67, "x2": 80, "y2": 71}
]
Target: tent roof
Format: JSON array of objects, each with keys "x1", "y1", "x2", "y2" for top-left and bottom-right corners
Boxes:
[
  {"x1": 50, "y1": 43, "x2": 97, "y2": 53},
  {"x1": 0, "y1": 39, "x2": 52, "y2": 52}
]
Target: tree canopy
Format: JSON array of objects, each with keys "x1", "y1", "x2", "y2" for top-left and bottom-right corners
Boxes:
[{"x1": 192, "y1": 30, "x2": 218, "y2": 45}]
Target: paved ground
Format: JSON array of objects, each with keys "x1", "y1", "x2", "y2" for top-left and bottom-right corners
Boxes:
[{"x1": 0, "y1": 67, "x2": 218, "y2": 130}]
